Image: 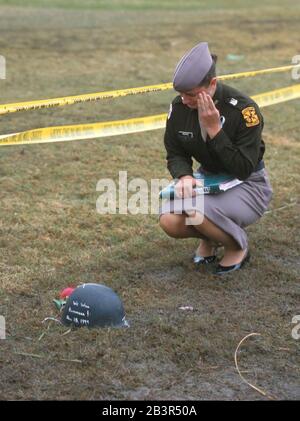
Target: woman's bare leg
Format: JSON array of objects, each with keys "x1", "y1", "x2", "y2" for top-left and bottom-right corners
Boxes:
[
  {"x1": 159, "y1": 213, "x2": 204, "y2": 239},
  {"x1": 192, "y1": 213, "x2": 247, "y2": 266},
  {"x1": 160, "y1": 212, "x2": 247, "y2": 266}
]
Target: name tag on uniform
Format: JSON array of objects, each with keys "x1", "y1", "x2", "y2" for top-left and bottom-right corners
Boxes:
[{"x1": 178, "y1": 131, "x2": 194, "y2": 139}]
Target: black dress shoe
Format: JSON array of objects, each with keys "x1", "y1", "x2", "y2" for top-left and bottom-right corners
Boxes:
[
  {"x1": 214, "y1": 250, "x2": 250, "y2": 275},
  {"x1": 193, "y1": 254, "x2": 216, "y2": 265}
]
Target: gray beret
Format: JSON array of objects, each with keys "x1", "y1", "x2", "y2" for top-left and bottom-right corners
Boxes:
[{"x1": 173, "y1": 42, "x2": 213, "y2": 92}]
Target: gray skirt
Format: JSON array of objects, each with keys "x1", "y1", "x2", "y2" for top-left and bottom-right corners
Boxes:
[{"x1": 159, "y1": 169, "x2": 273, "y2": 249}]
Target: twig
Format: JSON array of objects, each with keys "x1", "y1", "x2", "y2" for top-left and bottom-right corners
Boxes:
[
  {"x1": 234, "y1": 333, "x2": 276, "y2": 400},
  {"x1": 42, "y1": 317, "x2": 62, "y2": 324},
  {"x1": 61, "y1": 328, "x2": 72, "y2": 336},
  {"x1": 38, "y1": 332, "x2": 46, "y2": 341},
  {"x1": 264, "y1": 202, "x2": 297, "y2": 215},
  {"x1": 15, "y1": 352, "x2": 43, "y2": 359}
]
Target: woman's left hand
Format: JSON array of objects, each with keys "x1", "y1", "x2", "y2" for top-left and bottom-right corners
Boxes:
[{"x1": 197, "y1": 92, "x2": 222, "y2": 139}]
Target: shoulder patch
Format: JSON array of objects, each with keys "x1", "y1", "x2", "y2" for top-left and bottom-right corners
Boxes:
[{"x1": 241, "y1": 106, "x2": 260, "y2": 127}]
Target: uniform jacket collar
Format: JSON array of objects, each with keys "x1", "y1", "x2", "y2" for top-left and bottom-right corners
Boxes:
[{"x1": 213, "y1": 81, "x2": 223, "y2": 105}]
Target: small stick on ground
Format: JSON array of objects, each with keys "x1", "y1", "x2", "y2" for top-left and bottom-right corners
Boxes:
[
  {"x1": 264, "y1": 202, "x2": 297, "y2": 214},
  {"x1": 234, "y1": 333, "x2": 276, "y2": 400},
  {"x1": 14, "y1": 352, "x2": 43, "y2": 359}
]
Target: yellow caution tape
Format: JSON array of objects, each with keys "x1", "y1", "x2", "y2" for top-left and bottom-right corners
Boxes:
[
  {"x1": 252, "y1": 83, "x2": 300, "y2": 107},
  {"x1": 0, "y1": 84, "x2": 299, "y2": 146},
  {"x1": 0, "y1": 64, "x2": 298, "y2": 115},
  {"x1": 219, "y1": 64, "x2": 298, "y2": 81},
  {"x1": 0, "y1": 84, "x2": 173, "y2": 116},
  {"x1": 0, "y1": 114, "x2": 167, "y2": 145}
]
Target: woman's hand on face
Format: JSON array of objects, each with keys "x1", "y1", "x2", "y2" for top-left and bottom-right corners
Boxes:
[{"x1": 197, "y1": 92, "x2": 221, "y2": 139}]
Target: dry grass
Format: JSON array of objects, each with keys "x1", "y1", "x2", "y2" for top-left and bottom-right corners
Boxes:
[{"x1": 0, "y1": 0, "x2": 299, "y2": 400}]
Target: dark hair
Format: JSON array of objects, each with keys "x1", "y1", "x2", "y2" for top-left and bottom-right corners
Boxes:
[{"x1": 199, "y1": 54, "x2": 218, "y2": 87}]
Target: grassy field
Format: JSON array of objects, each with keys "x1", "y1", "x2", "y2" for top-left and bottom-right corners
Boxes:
[
  {"x1": 0, "y1": 0, "x2": 299, "y2": 400},
  {"x1": 2, "y1": 0, "x2": 300, "y2": 11}
]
